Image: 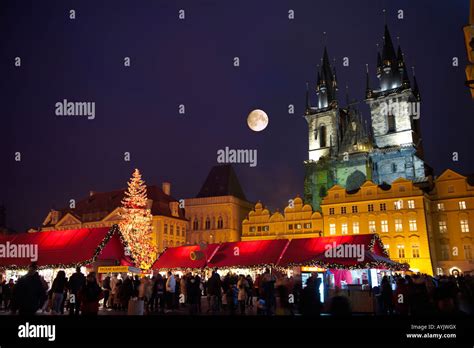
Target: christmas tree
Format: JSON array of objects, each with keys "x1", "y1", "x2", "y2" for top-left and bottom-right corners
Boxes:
[{"x1": 119, "y1": 169, "x2": 156, "y2": 270}]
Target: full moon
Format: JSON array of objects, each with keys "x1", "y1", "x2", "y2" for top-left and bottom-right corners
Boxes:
[{"x1": 247, "y1": 109, "x2": 269, "y2": 132}]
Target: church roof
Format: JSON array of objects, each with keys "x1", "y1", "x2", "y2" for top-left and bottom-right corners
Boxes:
[{"x1": 196, "y1": 164, "x2": 247, "y2": 201}]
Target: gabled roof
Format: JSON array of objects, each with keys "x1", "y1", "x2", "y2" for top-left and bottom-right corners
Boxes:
[
  {"x1": 435, "y1": 169, "x2": 466, "y2": 182},
  {"x1": 196, "y1": 165, "x2": 247, "y2": 201}
]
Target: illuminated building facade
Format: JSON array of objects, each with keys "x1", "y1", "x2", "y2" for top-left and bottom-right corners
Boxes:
[
  {"x1": 184, "y1": 165, "x2": 253, "y2": 244},
  {"x1": 304, "y1": 25, "x2": 430, "y2": 211},
  {"x1": 41, "y1": 183, "x2": 187, "y2": 252},
  {"x1": 428, "y1": 169, "x2": 474, "y2": 275},
  {"x1": 241, "y1": 196, "x2": 323, "y2": 241}
]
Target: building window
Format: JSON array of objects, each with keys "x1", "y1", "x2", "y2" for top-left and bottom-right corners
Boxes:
[
  {"x1": 217, "y1": 217, "x2": 224, "y2": 229},
  {"x1": 353, "y1": 222, "x2": 359, "y2": 234},
  {"x1": 397, "y1": 245, "x2": 405, "y2": 259},
  {"x1": 257, "y1": 226, "x2": 262, "y2": 232},
  {"x1": 263, "y1": 225, "x2": 269, "y2": 231},
  {"x1": 334, "y1": 193, "x2": 340, "y2": 199},
  {"x1": 409, "y1": 219, "x2": 417, "y2": 232},
  {"x1": 182, "y1": 227, "x2": 186, "y2": 236},
  {"x1": 464, "y1": 245, "x2": 473, "y2": 260},
  {"x1": 440, "y1": 245, "x2": 450, "y2": 260},
  {"x1": 164, "y1": 224, "x2": 168, "y2": 234},
  {"x1": 170, "y1": 225, "x2": 174, "y2": 235},
  {"x1": 391, "y1": 162, "x2": 397, "y2": 173},
  {"x1": 408, "y1": 200, "x2": 415, "y2": 209},
  {"x1": 176, "y1": 226, "x2": 180, "y2": 236},
  {"x1": 249, "y1": 226, "x2": 256, "y2": 232},
  {"x1": 341, "y1": 223, "x2": 348, "y2": 235},
  {"x1": 369, "y1": 220, "x2": 376, "y2": 233},
  {"x1": 205, "y1": 218, "x2": 211, "y2": 230},
  {"x1": 319, "y1": 126, "x2": 327, "y2": 148},
  {"x1": 394, "y1": 200, "x2": 403, "y2": 210},
  {"x1": 193, "y1": 219, "x2": 198, "y2": 230},
  {"x1": 381, "y1": 220, "x2": 388, "y2": 232},
  {"x1": 412, "y1": 245, "x2": 420, "y2": 258},
  {"x1": 399, "y1": 186, "x2": 406, "y2": 192},
  {"x1": 460, "y1": 219, "x2": 470, "y2": 233},
  {"x1": 437, "y1": 203, "x2": 445, "y2": 211},
  {"x1": 448, "y1": 186, "x2": 454, "y2": 193},
  {"x1": 384, "y1": 244, "x2": 390, "y2": 257},
  {"x1": 459, "y1": 201, "x2": 467, "y2": 210},
  {"x1": 288, "y1": 224, "x2": 293, "y2": 230},
  {"x1": 439, "y1": 221, "x2": 447, "y2": 233},
  {"x1": 352, "y1": 206, "x2": 358, "y2": 213},
  {"x1": 395, "y1": 219, "x2": 403, "y2": 232},
  {"x1": 368, "y1": 204, "x2": 374, "y2": 212},
  {"x1": 296, "y1": 224, "x2": 302, "y2": 229},
  {"x1": 341, "y1": 207, "x2": 346, "y2": 214},
  {"x1": 304, "y1": 223, "x2": 312, "y2": 229},
  {"x1": 388, "y1": 114, "x2": 396, "y2": 133},
  {"x1": 329, "y1": 223, "x2": 336, "y2": 235},
  {"x1": 380, "y1": 203, "x2": 386, "y2": 211},
  {"x1": 329, "y1": 208, "x2": 335, "y2": 215},
  {"x1": 163, "y1": 239, "x2": 168, "y2": 248}
]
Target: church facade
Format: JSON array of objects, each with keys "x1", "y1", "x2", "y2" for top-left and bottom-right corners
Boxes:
[{"x1": 304, "y1": 25, "x2": 430, "y2": 211}]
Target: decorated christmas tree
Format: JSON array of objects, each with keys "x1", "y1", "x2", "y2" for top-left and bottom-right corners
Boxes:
[{"x1": 119, "y1": 169, "x2": 156, "y2": 270}]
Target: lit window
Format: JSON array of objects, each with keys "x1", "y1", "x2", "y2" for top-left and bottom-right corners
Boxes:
[
  {"x1": 176, "y1": 226, "x2": 180, "y2": 236},
  {"x1": 460, "y1": 219, "x2": 470, "y2": 233},
  {"x1": 164, "y1": 224, "x2": 168, "y2": 234},
  {"x1": 369, "y1": 220, "x2": 376, "y2": 233},
  {"x1": 368, "y1": 204, "x2": 374, "y2": 212},
  {"x1": 408, "y1": 200, "x2": 415, "y2": 209},
  {"x1": 263, "y1": 225, "x2": 269, "y2": 231},
  {"x1": 437, "y1": 203, "x2": 445, "y2": 211},
  {"x1": 395, "y1": 219, "x2": 403, "y2": 232},
  {"x1": 439, "y1": 221, "x2": 447, "y2": 233},
  {"x1": 397, "y1": 245, "x2": 405, "y2": 258},
  {"x1": 170, "y1": 225, "x2": 174, "y2": 235},
  {"x1": 459, "y1": 201, "x2": 467, "y2": 210},
  {"x1": 305, "y1": 223, "x2": 312, "y2": 229},
  {"x1": 296, "y1": 224, "x2": 302, "y2": 229},
  {"x1": 249, "y1": 226, "x2": 256, "y2": 232},
  {"x1": 409, "y1": 219, "x2": 417, "y2": 232},
  {"x1": 381, "y1": 220, "x2": 388, "y2": 232},
  {"x1": 353, "y1": 222, "x2": 359, "y2": 234},
  {"x1": 384, "y1": 244, "x2": 390, "y2": 257},
  {"x1": 329, "y1": 223, "x2": 336, "y2": 235},
  {"x1": 257, "y1": 226, "x2": 262, "y2": 232},
  {"x1": 352, "y1": 206, "x2": 358, "y2": 213},
  {"x1": 412, "y1": 245, "x2": 420, "y2": 258},
  {"x1": 329, "y1": 208, "x2": 335, "y2": 215},
  {"x1": 380, "y1": 203, "x2": 386, "y2": 211},
  {"x1": 182, "y1": 227, "x2": 185, "y2": 236},
  {"x1": 341, "y1": 207, "x2": 347, "y2": 214},
  {"x1": 464, "y1": 245, "x2": 472, "y2": 260},
  {"x1": 394, "y1": 200, "x2": 403, "y2": 210},
  {"x1": 341, "y1": 223, "x2": 348, "y2": 235}
]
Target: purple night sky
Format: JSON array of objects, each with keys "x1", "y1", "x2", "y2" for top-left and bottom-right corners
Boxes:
[{"x1": 1, "y1": 0, "x2": 473, "y2": 232}]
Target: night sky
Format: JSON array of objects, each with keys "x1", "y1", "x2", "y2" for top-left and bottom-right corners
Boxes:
[{"x1": 1, "y1": 1, "x2": 473, "y2": 232}]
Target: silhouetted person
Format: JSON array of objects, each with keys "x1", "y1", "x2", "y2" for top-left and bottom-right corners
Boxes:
[{"x1": 11, "y1": 263, "x2": 47, "y2": 315}]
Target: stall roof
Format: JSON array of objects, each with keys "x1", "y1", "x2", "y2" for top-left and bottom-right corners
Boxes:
[
  {"x1": 0, "y1": 225, "x2": 128, "y2": 270},
  {"x1": 277, "y1": 234, "x2": 406, "y2": 270},
  {"x1": 151, "y1": 243, "x2": 220, "y2": 270}
]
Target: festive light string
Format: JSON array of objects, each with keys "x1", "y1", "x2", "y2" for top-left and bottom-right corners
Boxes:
[{"x1": 0, "y1": 224, "x2": 131, "y2": 271}]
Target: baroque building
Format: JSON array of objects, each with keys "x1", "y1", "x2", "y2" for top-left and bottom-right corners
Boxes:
[
  {"x1": 184, "y1": 164, "x2": 253, "y2": 244},
  {"x1": 41, "y1": 183, "x2": 187, "y2": 252},
  {"x1": 304, "y1": 25, "x2": 431, "y2": 211}
]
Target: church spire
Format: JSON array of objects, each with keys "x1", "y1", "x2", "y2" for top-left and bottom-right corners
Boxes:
[
  {"x1": 316, "y1": 46, "x2": 338, "y2": 109},
  {"x1": 305, "y1": 82, "x2": 311, "y2": 114},
  {"x1": 366, "y1": 64, "x2": 373, "y2": 99},
  {"x1": 412, "y1": 67, "x2": 421, "y2": 101}
]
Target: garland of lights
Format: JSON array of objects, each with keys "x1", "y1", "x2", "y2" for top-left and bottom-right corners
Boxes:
[{"x1": 0, "y1": 224, "x2": 132, "y2": 271}]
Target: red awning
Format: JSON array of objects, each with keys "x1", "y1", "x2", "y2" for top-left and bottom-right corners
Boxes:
[
  {"x1": 152, "y1": 244, "x2": 220, "y2": 270},
  {"x1": 0, "y1": 225, "x2": 128, "y2": 270},
  {"x1": 207, "y1": 239, "x2": 289, "y2": 269},
  {"x1": 277, "y1": 234, "x2": 406, "y2": 270}
]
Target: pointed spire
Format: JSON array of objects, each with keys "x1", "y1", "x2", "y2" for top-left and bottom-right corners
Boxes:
[
  {"x1": 365, "y1": 64, "x2": 373, "y2": 99},
  {"x1": 332, "y1": 65, "x2": 338, "y2": 89},
  {"x1": 305, "y1": 82, "x2": 311, "y2": 111},
  {"x1": 382, "y1": 25, "x2": 397, "y2": 63},
  {"x1": 412, "y1": 67, "x2": 421, "y2": 100}
]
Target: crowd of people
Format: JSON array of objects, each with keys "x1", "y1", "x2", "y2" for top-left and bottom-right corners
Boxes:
[{"x1": 1, "y1": 262, "x2": 473, "y2": 316}]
